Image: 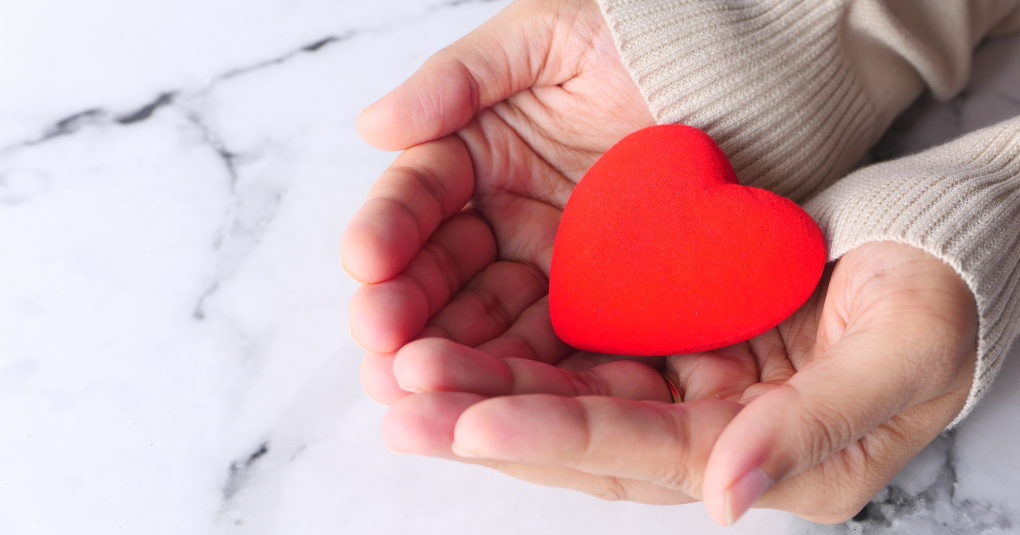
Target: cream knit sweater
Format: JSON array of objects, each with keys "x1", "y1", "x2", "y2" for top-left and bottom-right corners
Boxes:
[{"x1": 597, "y1": 0, "x2": 1020, "y2": 426}]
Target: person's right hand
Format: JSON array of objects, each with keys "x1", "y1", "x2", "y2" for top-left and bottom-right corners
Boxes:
[
  {"x1": 345, "y1": 0, "x2": 657, "y2": 402},
  {"x1": 380, "y1": 242, "x2": 976, "y2": 525}
]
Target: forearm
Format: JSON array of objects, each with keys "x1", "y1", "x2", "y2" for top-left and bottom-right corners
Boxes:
[
  {"x1": 805, "y1": 117, "x2": 1020, "y2": 425},
  {"x1": 598, "y1": 0, "x2": 1020, "y2": 424},
  {"x1": 597, "y1": 0, "x2": 1020, "y2": 202}
]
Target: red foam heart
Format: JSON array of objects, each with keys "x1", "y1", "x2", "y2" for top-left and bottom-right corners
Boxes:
[{"x1": 549, "y1": 125, "x2": 826, "y2": 355}]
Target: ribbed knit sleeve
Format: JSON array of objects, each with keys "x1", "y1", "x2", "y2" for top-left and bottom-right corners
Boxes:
[
  {"x1": 597, "y1": 0, "x2": 1020, "y2": 424},
  {"x1": 599, "y1": 0, "x2": 876, "y2": 201},
  {"x1": 597, "y1": 0, "x2": 1020, "y2": 201},
  {"x1": 805, "y1": 120, "x2": 1020, "y2": 426}
]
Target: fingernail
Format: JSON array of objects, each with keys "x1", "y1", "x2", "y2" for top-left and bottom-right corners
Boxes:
[
  {"x1": 724, "y1": 468, "x2": 772, "y2": 526},
  {"x1": 450, "y1": 442, "x2": 480, "y2": 458},
  {"x1": 395, "y1": 382, "x2": 423, "y2": 394},
  {"x1": 392, "y1": 377, "x2": 422, "y2": 394}
]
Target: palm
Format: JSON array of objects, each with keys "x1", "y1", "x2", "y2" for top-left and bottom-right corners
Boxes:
[
  {"x1": 349, "y1": 0, "x2": 979, "y2": 522},
  {"x1": 451, "y1": 0, "x2": 654, "y2": 278},
  {"x1": 349, "y1": 0, "x2": 829, "y2": 414},
  {"x1": 346, "y1": 0, "x2": 654, "y2": 382},
  {"x1": 378, "y1": 243, "x2": 974, "y2": 521},
  {"x1": 663, "y1": 285, "x2": 824, "y2": 406}
]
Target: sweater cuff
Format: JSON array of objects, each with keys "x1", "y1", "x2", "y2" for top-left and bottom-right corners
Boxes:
[
  {"x1": 596, "y1": 0, "x2": 1020, "y2": 205},
  {"x1": 804, "y1": 118, "x2": 1020, "y2": 427},
  {"x1": 595, "y1": 0, "x2": 878, "y2": 202}
]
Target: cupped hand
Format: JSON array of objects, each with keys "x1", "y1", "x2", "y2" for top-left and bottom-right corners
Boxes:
[
  {"x1": 345, "y1": 0, "x2": 978, "y2": 525},
  {"x1": 345, "y1": 0, "x2": 654, "y2": 376},
  {"x1": 383, "y1": 242, "x2": 977, "y2": 524}
]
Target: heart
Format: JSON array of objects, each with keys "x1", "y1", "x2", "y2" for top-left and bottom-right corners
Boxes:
[{"x1": 549, "y1": 125, "x2": 826, "y2": 355}]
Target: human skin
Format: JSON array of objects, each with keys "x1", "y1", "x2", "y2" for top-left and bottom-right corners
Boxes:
[{"x1": 344, "y1": 0, "x2": 978, "y2": 525}]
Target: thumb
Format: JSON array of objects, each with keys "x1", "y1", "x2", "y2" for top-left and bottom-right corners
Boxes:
[
  {"x1": 702, "y1": 325, "x2": 971, "y2": 525},
  {"x1": 357, "y1": 0, "x2": 553, "y2": 151}
]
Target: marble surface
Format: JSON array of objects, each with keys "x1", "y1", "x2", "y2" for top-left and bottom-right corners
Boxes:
[{"x1": 2, "y1": 1, "x2": 1020, "y2": 533}]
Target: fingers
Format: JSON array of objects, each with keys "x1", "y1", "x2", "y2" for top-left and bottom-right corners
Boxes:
[
  {"x1": 357, "y1": 0, "x2": 554, "y2": 150},
  {"x1": 457, "y1": 115, "x2": 569, "y2": 273},
  {"x1": 404, "y1": 212, "x2": 497, "y2": 317},
  {"x1": 341, "y1": 136, "x2": 477, "y2": 284},
  {"x1": 701, "y1": 245, "x2": 978, "y2": 526},
  {"x1": 451, "y1": 395, "x2": 743, "y2": 497},
  {"x1": 476, "y1": 296, "x2": 573, "y2": 364},
  {"x1": 701, "y1": 358, "x2": 911, "y2": 526},
  {"x1": 481, "y1": 459, "x2": 698, "y2": 505},
  {"x1": 349, "y1": 275, "x2": 429, "y2": 354},
  {"x1": 392, "y1": 338, "x2": 672, "y2": 402},
  {"x1": 394, "y1": 340, "x2": 511, "y2": 397},
  {"x1": 669, "y1": 345, "x2": 760, "y2": 403},
  {"x1": 360, "y1": 352, "x2": 411, "y2": 406},
  {"x1": 757, "y1": 387, "x2": 969, "y2": 523},
  {"x1": 381, "y1": 391, "x2": 698, "y2": 505},
  {"x1": 349, "y1": 237, "x2": 547, "y2": 354},
  {"x1": 382, "y1": 392, "x2": 485, "y2": 458},
  {"x1": 420, "y1": 261, "x2": 547, "y2": 347},
  {"x1": 348, "y1": 211, "x2": 495, "y2": 353},
  {"x1": 359, "y1": 294, "x2": 567, "y2": 406}
]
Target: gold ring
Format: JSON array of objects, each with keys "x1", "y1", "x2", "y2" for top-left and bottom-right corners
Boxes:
[{"x1": 661, "y1": 372, "x2": 681, "y2": 403}]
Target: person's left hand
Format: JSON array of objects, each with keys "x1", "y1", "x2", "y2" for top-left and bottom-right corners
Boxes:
[{"x1": 375, "y1": 241, "x2": 977, "y2": 524}]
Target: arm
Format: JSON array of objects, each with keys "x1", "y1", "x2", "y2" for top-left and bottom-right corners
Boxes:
[
  {"x1": 349, "y1": 0, "x2": 1020, "y2": 526},
  {"x1": 806, "y1": 116, "x2": 1020, "y2": 426},
  {"x1": 601, "y1": 0, "x2": 1020, "y2": 420},
  {"x1": 600, "y1": 0, "x2": 1020, "y2": 200}
]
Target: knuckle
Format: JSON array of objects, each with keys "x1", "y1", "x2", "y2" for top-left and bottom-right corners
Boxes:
[
  {"x1": 651, "y1": 410, "x2": 698, "y2": 492},
  {"x1": 405, "y1": 166, "x2": 448, "y2": 216},
  {"x1": 791, "y1": 391, "x2": 857, "y2": 468},
  {"x1": 420, "y1": 241, "x2": 463, "y2": 297},
  {"x1": 654, "y1": 463, "x2": 694, "y2": 493},
  {"x1": 437, "y1": 52, "x2": 481, "y2": 113},
  {"x1": 462, "y1": 285, "x2": 511, "y2": 331},
  {"x1": 571, "y1": 371, "x2": 609, "y2": 397},
  {"x1": 807, "y1": 413, "x2": 852, "y2": 464}
]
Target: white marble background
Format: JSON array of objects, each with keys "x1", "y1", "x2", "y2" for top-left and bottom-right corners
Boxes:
[{"x1": 2, "y1": 1, "x2": 1020, "y2": 533}]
